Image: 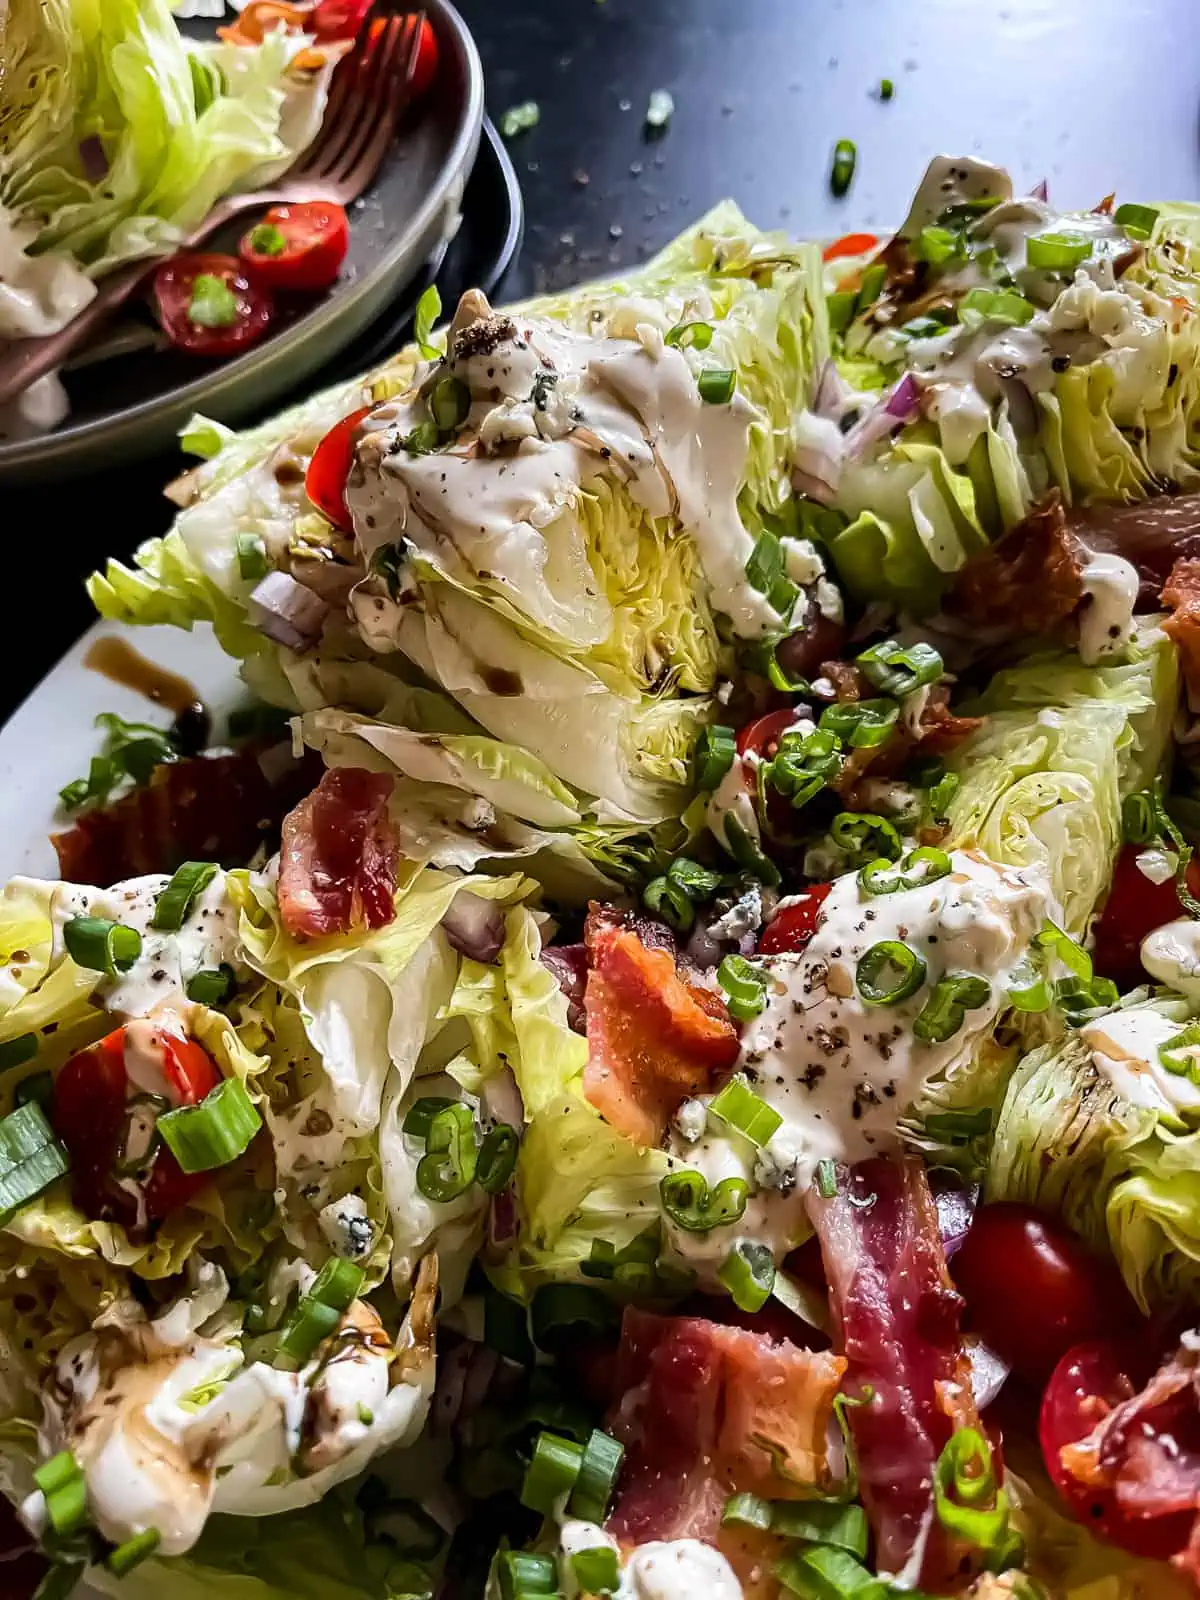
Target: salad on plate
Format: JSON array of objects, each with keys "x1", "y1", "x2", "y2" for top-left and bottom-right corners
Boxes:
[{"x1": 4, "y1": 153, "x2": 1200, "y2": 1599}]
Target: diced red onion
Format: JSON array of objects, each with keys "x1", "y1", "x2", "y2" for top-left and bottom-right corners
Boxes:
[
  {"x1": 480, "y1": 1065, "x2": 524, "y2": 1130},
  {"x1": 841, "y1": 373, "x2": 922, "y2": 462},
  {"x1": 813, "y1": 357, "x2": 855, "y2": 418},
  {"x1": 884, "y1": 372, "x2": 921, "y2": 419},
  {"x1": 540, "y1": 944, "x2": 588, "y2": 1033},
  {"x1": 249, "y1": 571, "x2": 329, "y2": 652},
  {"x1": 1031, "y1": 178, "x2": 1049, "y2": 203},
  {"x1": 79, "y1": 135, "x2": 109, "y2": 182},
  {"x1": 931, "y1": 1174, "x2": 979, "y2": 1259},
  {"x1": 441, "y1": 891, "x2": 505, "y2": 965},
  {"x1": 488, "y1": 1188, "x2": 518, "y2": 1249},
  {"x1": 965, "y1": 1336, "x2": 1010, "y2": 1410}
]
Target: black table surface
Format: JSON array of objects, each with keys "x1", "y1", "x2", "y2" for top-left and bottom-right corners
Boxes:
[{"x1": 6, "y1": 0, "x2": 1199, "y2": 719}]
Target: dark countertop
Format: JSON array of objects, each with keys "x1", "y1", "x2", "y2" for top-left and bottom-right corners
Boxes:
[{"x1": 5, "y1": 0, "x2": 1198, "y2": 717}]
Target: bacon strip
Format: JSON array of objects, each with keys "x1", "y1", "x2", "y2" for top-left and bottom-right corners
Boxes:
[
  {"x1": 278, "y1": 767, "x2": 398, "y2": 940},
  {"x1": 52, "y1": 745, "x2": 322, "y2": 887},
  {"x1": 946, "y1": 493, "x2": 1085, "y2": 636},
  {"x1": 806, "y1": 1156, "x2": 982, "y2": 1586},
  {"x1": 1163, "y1": 557, "x2": 1200, "y2": 709}
]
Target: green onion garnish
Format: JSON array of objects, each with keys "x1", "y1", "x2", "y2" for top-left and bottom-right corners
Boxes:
[
  {"x1": 855, "y1": 940, "x2": 927, "y2": 1006},
  {"x1": 774, "y1": 1545, "x2": 877, "y2": 1600},
  {"x1": 1159, "y1": 1023, "x2": 1200, "y2": 1083},
  {"x1": 660, "y1": 1169, "x2": 748, "y2": 1232},
  {"x1": 721, "y1": 813, "x2": 781, "y2": 886},
  {"x1": 402, "y1": 1095, "x2": 457, "y2": 1141},
  {"x1": 415, "y1": 1102, "x2": 477, "y2": 1202},
  {"x1": 63, "y1": 915, "x2": 141, "y2": 977},
  {"x1": 1026, "y1": 230, "x2": 1093, "y2": 271},
  {"x1": 0, "y1": 1034, "x2": 37, "y2": 1072},
  {"x1": 694, "y1": 724, "x2": 736, "y2": 791},
  {"x1": 236, "y1": 532, "x2": 268, "y2": 581},
  {"x1": 718, "y1": 1238, "x2": 775, "y2": 1312},
  {"x1": 1055, "y1": 973, "x2": 1119, "y2": 1020},
  {"x1": 771, "y1": 1499, "x2": 869, "y2": 1556},
  {"x1": 1114, "y1": 202, "x2": 1159, "y2": 241},
  {"x1": 187, "y1": 272, "x2": 238, "y2": 329},
  {"x1": 667, "y1": 856, "x2": 724, "y2": 902},
  {"x1": 878, "y1": 77, "x2": 894, "y2": 100},
  {"x1": 698, "y1": 368, "x2": 736, "y2": 405},
  {"x1": 413, "y1": 283, "x2": 443, "y2": 360},
  {"x1": 247, "y1": 223, "x2": 286, "y2": 258},
  {"x1": 431, "y1": 374, "x2": 471, "y2": 432},
  {"x1": 722, "y1": 1492, "x2": 774, "y2": 1531},
  {"x1": 901, "y1": 313, "x2": 952, "y2": 338},
  {"x1": 665, "y1": 320, "x2": 714, "y2": 350},
  {"x1": 186, "y1": 965, "x2": 237, "y2": 1007},
  {"x1": 105, "y1": 1529, "x2": 161, "y2": 1577},
  {"x1": 643, "y1": 874, "x2": 695, "y2": 934},
  {"x1": 958, "y1": 286, "x2": 1035, "y2": 327},
  {"x1": 35, "y1": 1451, "x2": 87, "y2": 1538},
  {"x1": 717, "y1": 954, "x2": 769, "y2": 1021},
  {"x1": 856, "y1": 638, "x2": 943, "y2": 697},
  {"x1": 570, "y1": 1547, "x2": 620, "y2": 1597},
  {"x1": 754, "y1": 632, "x2": 810, "y2": 692},
  {"x1": 827, "y1": 290, "x2": 857, "y2": 333},
  {"x1": 1121, "y1": 789, "x2": 1158, "y2": 844},
  {"x1": 499, "y1": 100, "x2": 540, "y2": 138},
  {"x1": 497, "y1": 1551, "x2": 558, "y2": 1600},
  {"x1": 0, "y1": 1137, "x2": 70, "y2": 1223},
  {"x1": 276, "y1": 1256, "x2": 366, "y2": 1368},
  {"x1": 476, "y1": 1123, "x2": 518, "y2": 1193},
  {"x1": 932, "y1": 1426, "x2": 1014, "y2": 1554},
  {"x1": 830, "y1": 811, "x2": 902, "y2": 867},
  {"x1": 815, "y1": 1159, "x2": 838, "y2": 1199},
  {"x1": 521, "y1": 1429, "x2": 584, "y2": 1514},
  {"x1": 819, "y1": 698, "x2": 899, "y2": 749},
  {"x1": 157, "y1": 1077, "x2": 261, "y2": 1174},
  {"x1": 858, "y1": 844, "x2": 952, "y2": 897},
  {"x1": 912, "y1": 225, "x2": 959, "y2": 265},
  {"x1": 400, "y1": 419, "x2": 440, "y2": 455},
  {"x1": 829, "y1": 138, "x2": 857, "y2": 197},
  {"x1": 769, "y1": 727, "x2": 843, "y2": 810},
  {"x1": 151, "y1": 861, "x2": 218, "y2": 932},
  {"x1": 1006, "y1": 957, "x2": 1050, "y2": 1013},
  {"x1": 709, "y1": 1075, "x2": 783, "y2": 1146},
  {"x1": 913, "y1": 972, "x2": 991, "y2": 1044},
  {"x1": 568, "y1": 1428, "x2": 625, "y2": 1522},
  {"x1": 855, "y1": 261, "x2": 887, "y2": 311},
  {"x1": 1035, "y1": 920, "x2": 1092, "y2": 980},
  {"x1": 1, "y1": 1101, "x2": 58, "y2": 1168}
]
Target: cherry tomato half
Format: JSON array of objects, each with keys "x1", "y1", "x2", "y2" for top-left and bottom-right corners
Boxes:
[
  {"x1": 952, "y1": 1204, "x2": 1137, "y2": 1384},
  {"x1": 52, "y1": 1027, "x2": 221, "y2": 1223},
  {"x1": 823, "y1": 232, "x2": 880, "y2": 262},
  {"x1": 1040, "y1": 1340, "x2": 1194, "y2": 1560},
  {"x1": 239, "y1": 201, "x2": 350, "y2": 293},
  {"x1": 359, "y1": 11, "x2": 439, "y2": 95},
  {"x1": 153, "y1": 252, "x2": 274, "y2": 357},
  {"x1": 757, "y1": 885, "x2": 833, "y2": 955},
  {"x1": 305, "y1": 404, "x2": 373, "y2": 531},
  {"x1": 737, "y1": 708, "x2": 805, "y2": 763},
  {"x1": 1090, "y1": 843, "x2": 1200, "y2": 992}
]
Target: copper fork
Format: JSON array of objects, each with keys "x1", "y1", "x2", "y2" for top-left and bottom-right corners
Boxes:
[{"x1": 0, "y1": 10, "x2": 426, "y2": 409}]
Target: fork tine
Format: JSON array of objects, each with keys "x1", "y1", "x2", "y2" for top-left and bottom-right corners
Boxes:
[
  {"x1": 331, "y1": 13, "x2": 422, "y2": 187},
  {"x1": 305, "y1": 15, "x2": 404, "y2": 182},
  {"x1": 288, "y1": 4, "x2": 384, "y2": 179}
]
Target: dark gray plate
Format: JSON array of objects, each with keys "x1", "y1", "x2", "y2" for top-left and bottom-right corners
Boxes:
[{"x1": 0, "y1": 0, "x2": 482, "y2": 486}]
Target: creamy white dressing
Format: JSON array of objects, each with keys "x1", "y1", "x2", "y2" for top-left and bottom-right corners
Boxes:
[
  {"x1": 705, "y1": 754, "x2": 763, "y2": 848},
  {"x1": 625, "y1": 1541, "x2": 744, "y2": 1600},
  {"x1": 1081, "y1": 1004, "x2": 1200, "y2": 1118},
  {"x1": 1142, "y1": 918, "x2": 1200, "y2": 1002},
  {"x1": 345, "y1": 291, "x2": 783, "y2": 641},
  {"x1": 1077, "y1": 550, "x2": 1139, "y2": 664}
]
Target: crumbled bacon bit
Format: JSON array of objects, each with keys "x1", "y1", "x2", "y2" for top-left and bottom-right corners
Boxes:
[
  {"x1": 946, "y1": 492, "x2": 1084, "y2": 635},
  {"x1": 278, "y1": 768, "x2": 398, "y2": 940},
  {"x1": 1162, "y1": 556, "x2": 1200, "y2": 709}
]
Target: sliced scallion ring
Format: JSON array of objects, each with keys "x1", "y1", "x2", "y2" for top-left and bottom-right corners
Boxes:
[
  {"x1": 722, "y1": 1492, "x2": 773, "y2": 1532},
  {"x1": 643, "y1": 874, "x2": 695, "y2": 933},
  {"x1": 497, "y1": 1551, "x2": 557, "y2": 1600},
  {"x1": 1114, "y1": 202, "x2": 1159, "y2": 240},
  {"x1": 105, "y1": 1529, "x2": 161, "y2": 1577},
  {"x1": 402, "y1": 1095, "x2": 457, "y2": 1142},
  {"x1": 157, "y1": 1077, "x2": 262, "y2": 1174},
  {"x1": 431, "y1": 374, "x2": 471, "y2": 431},
  {"x1": 829, "y1": 138, "x2": 856, "y2": 197},
  {"x1": 912, "y1": 225, "x2": 959, "y2": 265},
  {"x1": 698, "y1": 368, "x2": 736, "y2": 405},
  {"x1": 718, "y1": 1238, "x2": 775, "y2": 1312},
  {"x1": 151, "y1": 861, "x2": 218, "y2": 932},
  {"x1": 567, "y1": 1428, "x2": 625, "y2": 1523},
  {"x1": 830, "y1": 810, "x2": 902, "y2": 866},
  {"x1": 815, "y1": 1159, "x2": 838, "y2": 1199},
  {"x1": 708, "y1": 1076, "x2": 782, "y2": 1147},
  {"x1": 827, "y1": 290, "x2": 857, "y2": 332},
  {"x1": 415, "y1": 1102, "x2": 477, "y2": 1202},
  {"x1": 570, "y1": 1547, "x2": 620, "y2": 1597},
  {"x1": 664, "y1": 319, "x2": 713, "y2": 350},
  {"x1": 35, "y1": 1450, "x2": 88, "y2": 1538},
  {"x1": 1121, "y1": 789, "x2": 1158, "y2": 844},
  {"x1": 1006, "y1": 957, "x2": 1050, "y2": 1013},
  {"x1": 185, "y1": 965, "x2": 237, "y2": 1007},
  {"x1": 63, "y1": 915, "x2": 142, "y2": 977},
  {"x1": 856, "y1": 638, "x2": 943, "y2": 697},
  {"x1": 1159, "y1": 1023, "x2": 1200, "y2": 1082},
  {"x1": 771, "y1": 1499, "x2": 869, "y2": 1556},
  {"x1": 520, "y1": 1429, "x2": 584, "y2": 1514},
  {"x1": 717, "y1": 954, "x2": 769, "y2": 1021},
  {"x1": 855, "y1": 261, "x2": 887, "y2": 311},
  {"x1": 1025, "y1": 230, "x2": 1093, "y2": 270},
  {"x1": 236, "y1": 532, "x2": 268, "y2": 581},
  {"x1": 666, "y1": 856, "x2": 724, "y2": 902},
  {"x1": 720, "y1": 813, "x2": 780, "y2": 887},
  {"x1": 694, "y1": 724, "x2": 736, "y2": 791},
  {"x1": 818, "y1": 698, "x2": 899, "y2": 749},
  {"x1": 858, "y1": 845, "x2": 952, "y2": 897},
  {"x1": 855, "y1": 940, "x2": 926, "y2": 1006}
]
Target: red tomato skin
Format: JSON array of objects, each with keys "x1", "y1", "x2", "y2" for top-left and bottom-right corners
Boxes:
[
  {"x1": 736, "y1": 708, "x2": 805, "y2": 762},
  {"x1": 1091, "y1": 844, "x2": 1200, "y2": 991},
  {"x1": 309, "y1": 0, "x2": 374, "y2": 37},
  {"x1": 823, "y1": 232, "x2": 880, "y2": 262},
  {"x1": 153, "y1": 252, "x2": 274, "y2": 357},
  {"x1": 305, "y1": 404, "x2": 373, "y2": 531},
  {"x1": 238, "y1": 202, "x2": 350, "y2": 293},
  {"x1": 757, "y1": 885, "x2": 833, "y2": 955},
  {"x1": 952, "y1": 1204, "x2": 1136, "y2": 1384},
  {"x1": 361, "y1": 12, "x2": 438, "y2": 95},
  {"x1": 1040, "y1": 1341, "x2": 1193, "y2": 1560}
]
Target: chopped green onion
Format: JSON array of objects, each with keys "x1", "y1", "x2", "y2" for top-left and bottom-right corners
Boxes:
[
  {"x1": 709, "y1": 1076, "x2": 783, "y2": 1147},
  {"x1": 63, "y1": 915, "x2": 141, "y2": 977},
  {"x1": 1159, "y1": 1023, "x2": 1200, "y2": 1082},
  {"x1": 402, "y1": 1096, "x2": 457, "y2": 1141},
  {"x1": 816, "y1": 1159, "x2": 838, "y2": 1198},
  {"x1": 720, "y1": 813, "x2": 781, "y2": 887},
  {"x1": 855, "y1": 261, "x2": 887, "y2": 312},
  {"x1": 901, "y1": 313, "x2": 952, "y2": 338},
  {"x1": 754, "y1": 631, "x2": 809, "y2": 691},
  {"x1": 247, "y1": 222, "x2": 286, "y2": 258},
  {"x1": 0, "y1": 1034, "x2": 37, "y2": 1072},
  {"x1": 499, "y1": 100, "x2": 540, "y2": 138},
  {"x1": 236, "y1": 532, "x2": 268, "y2": 581},
  {"x1": 660, "y1": 1169, "x2": 748, "y2": 1232},
  {"x1": 568, "y1": 1428, "x2": 625, "y2": 1522},
  {"x1": 59, "y1": 713, "x2": 179, "y2": 814},
  {"x1": 400, "y1": 419, "x2": 440, "y2": 455},
  {"x1": 413, "y1": 283, "x2": 443, "y2": 360},
  {"x1": 667, "y1": 857, "x2": 724, "y2": 902},
  {"x1": 643, "y1": 875, "x2": 695, "y2": 933},
  {"x1": 913, "y1": 972, "x2": 991, "y2": 1044},
  {"x1": 923, "y1": 1107, "x2": 992, "y2": 1143},
  {"x1": 431, "y1": 375, "x2": 471, "y2": 432},
  {"x1": 33, "y1": 1561, "x2": 89, "y2": 1600},
  {"x1": 531, "y1": 1283, "x2": 620, "y2": 1350},
  {"x1": 1006, "y1": 957, "x2": 1050, "y2": 1013},
  {"x1": 913, "y1": 225, "x2": 960, "y2": 265},
  {"x1": 723, "y1": 1491, "x2": 774, "y2": 1532},
  {"x1": 521, "y1": 1428, "x2": 584, "y2": 1514},
  {"x1": 771, "y1": 1499, "x2": 869, "y2": 1557},
  {"x1": 829, "y1": 138, "x2": 857, "y2": 198},
  {"x1": 717, "y1": 954, "x2": 769, "y2": 1021},
  {"x1": 694, "y1": 724, "x2": 736, "y2": 791},
  {"x1": 276, "y1": 1259, "x2": 365, "y2": 1368},
  {"x1": 1114, "y1": 202, "x2": 1159, "y2": 241},
  {"x1": 186, "y1": 965, "x2": 237, "y2": 1007},
  {"x1": 958, "y1": 286, "x2": 1035, "y2": 327},
  {"x1": 570, "y1": 1546, "x2": 620, "y2": 1596},
  {"x1": 718, "y1": 1238, "x2": 775, "y2": 1312},
  {"x1": 0, "y1": 1138, "x2": 70, "y2": 1222},
  {"x1": 819, "y1": 698, "x2": 899, "y2": 749},
  {"x1": 1055, "y1": 974, "x2": 1119, "y2": 1020},
  {"x1": 416, "y1": 1102, "x2": 477, "y2": 1202},
  {"x1": 187, "y1": 272, "x2": 238, "y2": 329},
  {"x1": 858, "y1": 844, "x2": 952, "y2": 897},
  {"x1": 665, "y1": 320, "x2": 713, "y2": 350},
  {"x1": 497, "y1": 1551, "x2": 557, "y2": 1600},
  {"x1": 857, "y1": 638, "x2": 943, "y2": 697},
  {"x1": 0, "y1": 1100, "x2": 57, "y2": 1166},
  {"x1": 105, "y1": 1529, "x2": 161, "y2": 1576},
  {"x1": 158, "y1": 1077, "x2": 261, "y2": 1174},
  {"x1": 826, "y1": 291, "x2": 857, "y2": 333},
  {"x1": 927, "y1": 771, "x2": 960, "y2": 821},
  {"x1": 878, "y1": 77, "x2": 894, "y2": 100},
  {"x1": 1121, "y1": 789, "x2": 1158, "y2": 844},
  {"x1": 933, "y1": 1426, "x2": 1014, "y2": 1554},
  {"x1": 310, "y1": 1255, "x2": 366, "y2": 1312},
  {"x1": 645, "y1": 88, "x2": 675, "y2": 130},
  {"x1": 151, "y1": 861, "x2": 218, "y2": 932},
  {"x1": 830, "y1": 811, "x2": 902, "y2": 866},
  {"x1": 856, "y1": 940, "x2": 927, "y2": 1006},
  {"x1": 1036, "y1": 920, "x2": 1092, "y2": 981},
  {"x1": 1026, "y1": 230, "x2": 1093, "y2": 270},
  {"x1": 698, "y1": 368, "x2": 736, "y2": 405},
  {"x1": 477, "y1": 1123, "x2": 519, "y2": 1193},
  {"x1": 35, "y1": 1451, "x2": 87, "y2": 1538},
  {"x1": 774, "y1": 1544, "x2": 877, "y2": 1599}
]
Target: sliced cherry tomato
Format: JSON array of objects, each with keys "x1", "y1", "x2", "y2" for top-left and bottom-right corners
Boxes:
[
  {"x1": 361, "y1": 11, "x2": 439, "y2": 95},
  {"x1": 52, "y1": 1027, "x2": 221, "y2": 1224},
  {"x1": 153, "y1": 252, "x2": 273, "y2": 358},
  {"x1": 305, "y1": 404, "x2": 373, "y2": 531},
  {"x1": 823, "y1": 232, "x2": 879, "y2": 262},
  {"x1": 756, "y1": 884, "x2": 833, "y2": 955},
  {"x1": 952, "y1": 1204, "x2": 1137, "y2": 1383},
  {"x1": 1040, "y1": 1340, "x2": 1193, "y2": 1560},
  {"x1": 309, "y1": 0, "x2": 374, "y2": 37},
  {"x1": 736, "y1": 708, "x2": 805, "y2": 762},
  {"x1": 239, "y1": 201, "x2": 350, "y2": 293},
  {"x1": 1090, "y1": 843, "x2": 1200, "y2": 991}
]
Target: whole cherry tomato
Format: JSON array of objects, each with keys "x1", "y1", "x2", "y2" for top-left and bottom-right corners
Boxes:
[
  {"x1": 305, "y1": 404, "x2": 373, "y2": 531},
  {"x1": 736, "y1": 708, "x2": 806, "y2": 763},
  {"x1": 239, "y1": 201, "x2": 350, "y2": 293},
  {"x1": 153, "y1": 252, "x2": 273, "y2": 357},
  {"x1": 1090, "y1": 843, "x2": 1200, "y2": 991},
  {"x1": 823, "y1": 232, "x2": 880, "y2": 262}
]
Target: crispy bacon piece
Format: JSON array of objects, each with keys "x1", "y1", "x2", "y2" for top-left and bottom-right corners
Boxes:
[
  {"x1": 606, "y1": 1308, "x2": 845, "y2": 1583},
  {"x1": 583, "y1": 927, "x2": 738, "y2": 1146},
  {"x1": 947, "y1": 493, "x2": 1085, "y2": 635},
  {"x1": 52, "y1": 745, "x2": 322, "y2": 886},
  {"x1": 807, "y1": 1156, "x2": 983, "y2": 1588},
  {"x1": 832, "y1": 684, "x2": 982, "y2": 806},
  {"x1": 1163, "y1": 557, "x2": 1200, "y2": 709},
  {"x1": 820, "y1": 659, "x2": 870, "y2": 702},
  {"x1": 584, "y1": 900, "x2": 677, "y2": 958},
  {"x1": 278, "y1": 767, "x2": 398, "y2": 940}
]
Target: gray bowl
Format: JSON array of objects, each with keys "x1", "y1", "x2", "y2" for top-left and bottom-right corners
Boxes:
[{"x1": 0, "y1": 0, "x2": 483, "y2": 485}]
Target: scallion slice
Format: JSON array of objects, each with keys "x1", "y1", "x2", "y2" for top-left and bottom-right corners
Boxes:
[
  {"x1": 570, "y1": 1546, "x2": 620, "y2": 1597},
  {"x1": 856, "y1": 638, "x2": 943, "y2": 697},
  {"x1": 1006, "y1": 957, "x2": 1049, "y2": 1013},
  {"x1": 401, "y1": 419, "x2": 440, "y2": 455},
  {"x1": 856, "y1": 940, "x2": 927, "y2": 1006},
  {"x1": 1121, "y1": 789, "x2": 1158, "y2": 844},
  {"x1": 815, "y1": 1159, "x2": 838, "y2": 1199},
  {"x1": 830, "y1": 811, "x2": 902, "y2": 867},
  {"x1": 1158, "y1": 1023, "x2": 1200, "y2": 1082},
  {"x1": 157, "y1": 1076, "x2": 261, "y2": 1174},
  {"x1": 151, "y1": 861, "x2": 219, "y2": 932},
  {"x1": 236, "y1": 532, "x2": 268, "y2": 581},
  {"x1": 0, "y1": 1034, "x2": 37, "y2": 1072},
  {"x1": 720, "y1": 813, "x2": 781, "y2": 887},
  {"x1": 497, "y1": 1551, "x2": 558, "y2": 1600},
  {"x1": 275, "y1": 1298, "x2": 341, "y2": 1369},
  {"x1": 660, "y1": 1169, "x2": 748, "y2": 1232},
  {"x1": 717, "y1": 954, "x2": 769, "y2": 1021},
  {"x1": 520, "y1": 1429, "x2": 584, "y2": 1514},
  {"x1": 1026, "y1": 230, "x2": 1093, "y2": 270},
  {"x1": 63, "y1": 915, "x2": 141, "y2": 977},
  {"x1": 855, "y1": 261, "x2": 887, "y2": 311},
  {"x1": 431, "y1": 374, "x2": 471, "y2": 431},
  {"x1": 913, "y1": 972, "x2": 991, "y2": 1044},
  {"x1": 826, "y1": 290, "x2": 857, "y2": 333},
  {"x1": 0, "y1": 1100, "x2": 56, "y2": 1167},
  {"x1": 665, "y1": 320, "x2": 714, "y2": 350},
  {"x1": 694, "y1": 724, "x2": 736, "y2": 791},
  {"x1": 415, "y1": 1102, "x2": 477, "y2": 1202},
  {"x1": 774, "y1": 1545, "x2": 876, "y2": 1599},
  {"x1": 718, "y1": 1238, "x2": 774, "y2": 1312},
  {"x1": 818, "y1": 698, "x2": 899, "y2": 749},
  {"x1": 643, "y1": 875, "x2": 695, "y2": 934},
  {"x1": 0, "y1": 1139, "x2": 70, "y2": 1222},
  {"x1": 932, "y1": 1426, "x2": 1014, "y2": 1554},
  {"x1": 829, "y1": 138, "x2": 856, "y2": 197},
  {"x1": 476, "y1": 1123, "x2": 519, "y2": 1193},
  {"x1": 722, "y1": 1492, "x2": 773, "y2": 1532},
  {"x1": 708, "y1": 1076, "x2": 782, "y2": 1147},
  {"x1": 927, "y1": 771, "x2": 960, "y2": 821},
  {"x1": 772, "y1": 1499, "x2": 869, "y2": 1556},
  {"x1": 958, "y1": 286, "x2": 1034, "y2": 327},
  {"x1": 35, "y1": 1451, "x2": 87, "y2": 1538},
  {"x1": 698, "y1": 368, "x2": 736, "y2": 405},
  {"x1": 105, "y1": 1529, "x2": 161, "y2": 1577},
  {"x1": 913, "y1": 225, "x2": 959, "y2": 265},
  {"x1": 568, "y1": 1428, "x2": 625, "y2": 1522},
  {"x1": 186, "y1": 965, "x2": 237, "y2": 1007},
  {"x1": 1114, "y1": 202, "x2": 1159, "y2": 240}
]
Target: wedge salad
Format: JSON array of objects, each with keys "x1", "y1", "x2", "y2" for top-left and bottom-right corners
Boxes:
[{"x1": 6, "y1": 154, "x2": 1200, "y2": 1600}]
